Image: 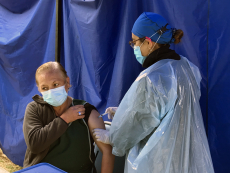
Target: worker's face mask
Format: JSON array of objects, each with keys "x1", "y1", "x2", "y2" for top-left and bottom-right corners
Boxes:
[
  {"x1": 133, "y1": 32, "x2": 162, "y2": 65},
  {"x1": 41, "y1": 85, "x2": 68, "y2": 107},
  {"x1": 134, "y1": 41, "x2": 147, "y2": 65}
]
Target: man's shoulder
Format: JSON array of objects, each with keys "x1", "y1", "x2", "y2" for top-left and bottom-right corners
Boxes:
[
  {"x1": 72, "y1": 99, "x2": 87, "y2": 106},
  {"x1": 26, "y1": 100, "x2": 39, "y2": 110}
]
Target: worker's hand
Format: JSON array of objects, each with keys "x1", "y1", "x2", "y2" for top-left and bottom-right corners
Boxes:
[
  {"x1": 105, "y1": 107, "x2": 117, "y2": 119},
  {"x1": 93, "y1": 129, "x2": 110, "y2": 144},
  {"x1": 60, "y1": 105, "x2": 85, "y2": 123}
]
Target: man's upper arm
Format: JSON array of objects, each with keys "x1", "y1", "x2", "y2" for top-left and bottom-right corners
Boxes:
[{"x1": 88, "y1": 110, "x2": 111, "y2": 153}]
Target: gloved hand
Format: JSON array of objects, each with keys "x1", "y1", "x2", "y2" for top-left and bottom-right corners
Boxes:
[
  {"x1": 105, "y1": 107, "x2": 118, "y2": 119},
  {"x1": 93, "y1": 129, "x2": 110, "y2": 144}
]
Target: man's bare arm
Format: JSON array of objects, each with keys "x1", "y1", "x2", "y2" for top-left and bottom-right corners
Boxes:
[{"x1": 88, "y1": 110, "x2": 115, "y2": 173}]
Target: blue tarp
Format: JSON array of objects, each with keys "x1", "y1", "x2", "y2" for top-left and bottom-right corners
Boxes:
[
  {"x1": 208, "y1": 0, "x2": 230, "y2": 172},
  {"x1": 0, "y1": 0, "x2": 230, "y2": 172},
  {"x1": 0, "y1": 0, "x2": 56, "y2": 165}
]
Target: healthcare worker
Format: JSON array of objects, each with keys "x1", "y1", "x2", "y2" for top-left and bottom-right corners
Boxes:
[{"x1": 93, "y1": 12, "x2": 214, "y2": 173}]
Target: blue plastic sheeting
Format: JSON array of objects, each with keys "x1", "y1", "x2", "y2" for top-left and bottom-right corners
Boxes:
[
  {"x1": 208, "y1": 0, "x2": 230, "y2": 172},
  {"x1": 60, "y1": 0, "x2": 144, "y2": 118},
  {"x1": 0, "y1": 0, "x2": 38, "y2": 14},
  {"x1": 0, "y1": 0, "x2": 230, "y2": 172},
  {"x1": 61, "y1": 0, "x2": 208, "y2": 124},
  {"x1": 0, "y1": 0, "x2": 56, "y2": 165}
]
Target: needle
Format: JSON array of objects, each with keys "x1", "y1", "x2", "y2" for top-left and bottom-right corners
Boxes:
[{"x1": 98, "y1": 113, "x2": 107, "y2": 118}]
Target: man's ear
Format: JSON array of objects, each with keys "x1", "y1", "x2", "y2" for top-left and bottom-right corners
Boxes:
[
  {"x1": 66, "y1": 77, "x2": 71, "y2": 88},
  {"x1": 37, "y1": 85, "x2": 40, "y2": 92}
]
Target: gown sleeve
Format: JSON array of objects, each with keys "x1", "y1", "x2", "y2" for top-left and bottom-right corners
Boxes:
[{"x1": 109, "y1": 64, "x2": 178, "y2": 156}]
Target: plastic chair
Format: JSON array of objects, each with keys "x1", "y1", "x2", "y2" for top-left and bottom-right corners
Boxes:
[{"x1": 14, "y1": 163, "x2": 67, "y2": 173}]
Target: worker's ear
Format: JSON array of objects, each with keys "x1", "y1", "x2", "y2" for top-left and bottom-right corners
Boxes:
[{"x1": 145, "y1": 37, "x2": 153, "y2": 49}]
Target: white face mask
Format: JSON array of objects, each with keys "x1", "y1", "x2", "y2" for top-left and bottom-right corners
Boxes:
[{"x1": 41, "y1": 85, "x2": 68, "y2": 107}]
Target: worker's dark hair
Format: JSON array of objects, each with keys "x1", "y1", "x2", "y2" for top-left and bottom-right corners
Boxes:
[{"x1": 173, "y1": 29, "x2": 184, "y2": 44}]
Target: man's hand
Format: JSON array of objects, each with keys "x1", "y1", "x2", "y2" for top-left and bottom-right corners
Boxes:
[{"x1": 60, "y1": 105, "x2": 85, "y2": 123}]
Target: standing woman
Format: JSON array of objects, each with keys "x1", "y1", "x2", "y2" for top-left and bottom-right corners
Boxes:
[{"x1": 93, "y1": 12, "x2": 214, "y2": 173}]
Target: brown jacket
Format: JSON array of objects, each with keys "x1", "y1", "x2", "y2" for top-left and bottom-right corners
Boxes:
[{"x1": 23, "y1": 95, "x2": 96, "y2": 168}]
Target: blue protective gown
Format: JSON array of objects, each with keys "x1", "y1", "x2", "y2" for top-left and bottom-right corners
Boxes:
[{"x1": 109, "y1": 56, "x2": 214, "y2": 173}]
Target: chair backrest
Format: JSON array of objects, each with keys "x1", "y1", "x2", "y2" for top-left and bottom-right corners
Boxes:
[{"x1": 14, "y1": 163, "x2": 67, "y2": 173}]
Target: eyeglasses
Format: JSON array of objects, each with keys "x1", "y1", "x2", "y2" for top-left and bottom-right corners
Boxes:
[{"x1": 129, "y1": 37, "x2": 146, "y2": 49}]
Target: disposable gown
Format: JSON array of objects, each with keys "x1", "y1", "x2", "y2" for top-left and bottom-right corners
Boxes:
[{"x1": 109, "y1": 56, "x2": 214, "y2": 173}]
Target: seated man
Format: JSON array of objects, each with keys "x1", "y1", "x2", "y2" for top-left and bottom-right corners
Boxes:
[{"x1": 23, "y1": 62, "x2": 115, "y2": 173}]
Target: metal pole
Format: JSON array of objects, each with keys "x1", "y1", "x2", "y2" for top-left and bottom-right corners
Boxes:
[{"x1": 55, "y1": 0, "x2": 61, "y2": 62}]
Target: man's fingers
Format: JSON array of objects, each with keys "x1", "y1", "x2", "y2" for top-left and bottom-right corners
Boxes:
[
  {"x1": 76, "y1": 115, "x2": 85, "y2": 119},
  {"x1": 74, "y1": 105, "x2": 84, "y2": 108},
  {"x1": 75, "y1": 108, "x2": 85, "y2": 112},
  {"x1": 72, "y1": 105, "x2": 85, "y2": 111},
  {"x1": 78, "y1": 111, "x2": 85, "y2": 116}
]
